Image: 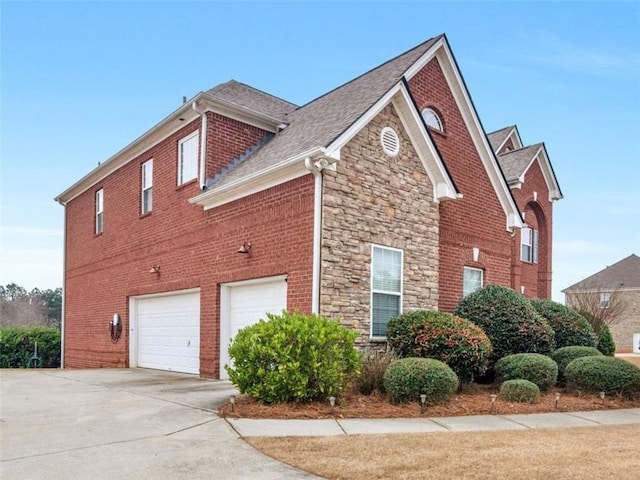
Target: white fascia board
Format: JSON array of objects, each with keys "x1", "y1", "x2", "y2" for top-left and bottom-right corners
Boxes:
[
  {"x1": 519, "y1": 145, "x2": 563, "y2": 202},
  {"x1": 391, "y1": 87, "x2": 458, "y2": 202},
  {"x1": 510, "y1": 127, "x2": 524, "y2": 150},
  {"x1": 55, "y1": 92, "x2": 285, "y2": 206},
  {"x1": 189, "y1": 147, "x2": 325, "y2": 210},
  {"x1": 55, "y1": 95, "x2": 203, "y2": 205},
  {"x1": 431, "y1": 42, "x2": 524, "y2": 231}
]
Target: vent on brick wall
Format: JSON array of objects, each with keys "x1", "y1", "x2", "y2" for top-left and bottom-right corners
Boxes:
[{"x1": 380, "y1": 127, "x2": 400, "y2": 156}]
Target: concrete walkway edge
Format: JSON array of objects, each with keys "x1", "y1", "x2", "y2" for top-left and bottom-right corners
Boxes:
[{"x1": 226, "y1": 408, "x2": 640, "y2": 437}]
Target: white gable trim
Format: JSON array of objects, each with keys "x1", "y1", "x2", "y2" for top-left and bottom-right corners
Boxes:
[
  {"x1": 519, "y1": 145, "x2": 563, "y2": 202},
  {"x1": 403, "y1": 37, "x2": 524, "y2": 231},
  {"x1": 494, "y1": 126, "x2": 524, "y2": 154},
  {"x1": 325, "y1": 82, "x2": 458, "y2": 202}
]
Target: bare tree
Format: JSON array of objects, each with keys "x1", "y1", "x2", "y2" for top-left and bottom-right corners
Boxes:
[
  {"x1": 565, "y1": 280, "x2": 627, "y2": 332},
  {"x1": 0, "y1": 284, "x2": 60, "y2": 328}
]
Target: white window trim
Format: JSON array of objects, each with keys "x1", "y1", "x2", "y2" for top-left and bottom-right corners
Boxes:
[
  {"x1": 422, "y1": 107, "x2": 443, "y2": 132},
  {"x1": 463, "y1": 266, "x2": 483, "y2": 297},
  {"x1": 521, "y1": 227, "x2": 539, "y2": 264},
  {"x1": 178, "y1": 131, "x2": 199, "y2": 185},
  {"x1": 141, "y1": 159, "x2": 153, "y2": 214},
  {"x1": 600, "y1": 292, "x2": 611, "y2": 309},
  {"x1": 370, "y1": 244, "x2": 403, "y2": 339},
  {"x1": 95, "y1": 188, "x2": 104, "y2": 234}
]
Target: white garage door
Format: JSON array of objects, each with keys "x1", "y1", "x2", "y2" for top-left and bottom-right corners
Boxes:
[
  {"x1": 131, "y1": 290, "x2": 200, "y2": 375},
  {"x1": 220, "y1": 276, "x2": 287, "y2": 379}
]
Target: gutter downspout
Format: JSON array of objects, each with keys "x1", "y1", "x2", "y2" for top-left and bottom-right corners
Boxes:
[
  {"x1": 304, "y1": 157, "x2": 322, "y2": 314},
  {"x1": 59, "y1": 203, "x2": 66, "y2": 369},
  {"x1": 192, "y1": 102, "x2": 207, "y2": 189}
]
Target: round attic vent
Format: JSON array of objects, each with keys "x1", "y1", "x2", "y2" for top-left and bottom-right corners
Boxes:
[{"x1": 380, "y1": 127, "x2": 400, "y2": 156}]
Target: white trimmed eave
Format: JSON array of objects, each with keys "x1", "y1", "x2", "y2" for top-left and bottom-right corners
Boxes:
[
  {"x1": 189, "y1": 147, "x2": 328, "y2": 210},
  {"x1": 403, "y1": 37, "x2": 524, "y2": 231},
  {"x1": 323, "y1": 82, "x2": 458, "y2": 203},
  {"x1": 533, "y1": 146, "x2": 563, "y2": 202},
  {"x1": 55, "y1": 92, "x2": 284, "y2": 205}
]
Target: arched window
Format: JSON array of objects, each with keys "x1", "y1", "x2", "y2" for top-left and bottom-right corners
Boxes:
[{"x1": 422, "y1": 108, "x2": 443, "y2": 132}]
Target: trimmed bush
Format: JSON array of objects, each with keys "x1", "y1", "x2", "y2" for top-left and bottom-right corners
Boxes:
[
  {"x1": 383, "y1": 357, "x2": 459, "y2": 404},
  {"x1": 494, "y1": 353, "x2": 558, "y2": 391},
  {"x1": 550, "y1": 346, "x2": 603, "y2": 385},
  {"x1": 354, "y1": 348, "x2": 398, "y2": 395},
  {"x1": 454, "y1": 285, "x2": 555, "y2": 360},
  {"x1": 597, "y1": 324, "x2": 616, "y2": 356},
  {"x1": 386, "y1": 311, "x2": 492, "y2": 383},
  {"x1": 0, "y1": 326, "x2": 61, "y2": 368},
  {"x1": 530, "y1": 299, "x2": 597, "y2": 348},
  {"x1": 499, "y1": 379, "x2": 540, "y2": 403},
  {"x1": 225, "y1": 311, "x2": 360, "y2": 404},
  {"x1": 565, "y1": 356, "x2": 640, "y2": 399}
]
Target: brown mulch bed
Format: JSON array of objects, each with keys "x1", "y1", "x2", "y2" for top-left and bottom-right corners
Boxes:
[{"x1": 219, "y1": 385, "x2": 640, "y2": 419}]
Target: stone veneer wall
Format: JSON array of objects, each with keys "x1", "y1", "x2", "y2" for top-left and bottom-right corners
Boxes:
[{"x1": 320, "y1": 104, "x2": 440, "y2": 344}]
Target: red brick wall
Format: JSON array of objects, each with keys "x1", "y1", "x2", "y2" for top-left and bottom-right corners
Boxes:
[
  {"x1": 509, "y1": 159, "x2": 553, "y2": 299},
  {"x1": 408, "y1": 58, "x2": 513, "y2": 311},
  {"x1": 63, "y1": 117, "x2": 314, "y2": 377},
  {"x1": 499, "y1": 137, "x2": 516, "y2": 154},
  {"x1": 205, "y1": 112, "x2": 269, "y2": 176}
]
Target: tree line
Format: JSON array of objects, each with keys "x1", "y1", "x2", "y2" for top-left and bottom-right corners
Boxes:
[{"x1": 0, "y1": 284, "x2": 62, "y2": 329}]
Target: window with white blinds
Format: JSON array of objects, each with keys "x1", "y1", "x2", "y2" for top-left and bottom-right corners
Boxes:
[
  {"x1": 178, "y1": 131, "x2": 199, "y2": 185},
  {"x1": 371, "y1": 245, "x2": 403, "y2": 337}
]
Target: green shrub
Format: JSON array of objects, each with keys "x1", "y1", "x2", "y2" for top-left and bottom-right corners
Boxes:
[
  {"x1": 354, "y1": 348, "x2": 398, "y2": 395},
  {"x1": 454, "y1": 285, "x2": 555, "y2": 361},
  {"x1": 530, "y1": 299, "x2": 597, "y2": 348},
  {"x1": 494, "y1": 353, "x2": 558, "y2": 391},
  {"x1": 383, "y1": 357, "x2": 459, "y2": 404},
  {"x1": 550, "y1": 346, "x2": 603, "y2": 385},
  {"x1": 225, "y1": 311, "x2": 360, "y2": 404},
  {"x1": 0, "y1": 326, "x2": 61, "y2": 368},
  {"x1": 565, "y1": 356, "x2": 640, "y2": 399},
  {"x1": 386, "y1": 311, "x2": 492, "y2": 383},
  {"x1": 597, "y1": 324, "x2": 616, "y2": 356},
  {"x1": 499, "y1": 379, "x2": 540, "y2": 403}
]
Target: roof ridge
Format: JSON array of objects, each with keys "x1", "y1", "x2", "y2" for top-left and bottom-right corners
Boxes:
[
  {"x1": 225, "y1": 79, "x2": 299, "y2": 109},
  {"x1": 487, "y1": 125, "x2": 516, "y2": 136},
  {"x1": 498, "y1": 142, "x2": 543, "y2": 157},
  {"x1": 294, "y1": 35, "x2": 442, "y2": 112}
]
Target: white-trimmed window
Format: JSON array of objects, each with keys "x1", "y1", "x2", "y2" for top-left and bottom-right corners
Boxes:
[
  {"x1": 178, "y1": 131, "x2": 199, "y2": 185},
  {"x1": 600, "y1": 292, "x2": 611, "y2": 309},
  {"x1": 463, "y1": 267, "x2": 483, "y2": 297},
  {"x1": 95, "y1": 188, "x2": 104, "y2": 234},
  {"x1": 422, "y1": 108, "x2": 443, "y2": 132},
  {"x1": 371, "y1": 245, "x2": 403, "y2": 337},
  {"x1": 521, "y1": 227, "x2": 539, "y2": 263},
  {"x1": 141, "y1": 159, "x2": 153, "y2": 214}
]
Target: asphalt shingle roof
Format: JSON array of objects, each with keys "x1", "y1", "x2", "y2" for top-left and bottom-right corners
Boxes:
[
  {"x1": 496, "y1": 143, "x2": 542, "y2": 181},
  {"x1": 563, "y1": 254, "x2": 640, "y2": 291},
  {"x1": 206, "y1": 80, "x2": 298, "y2": 122},
  {"x1": 210, "y1": 35, "x2": 442, "y2": 189},
  {"x1": 487, "y1": 126, "x2": 514, "y2": 153}
]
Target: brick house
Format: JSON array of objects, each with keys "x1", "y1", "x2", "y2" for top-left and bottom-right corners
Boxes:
[
  {"x1": 55, "y1": 34, "x2": 562, "y2": 378},
  {"x1": 563, "y1": 254, "x2": 640, "y2": 353}
]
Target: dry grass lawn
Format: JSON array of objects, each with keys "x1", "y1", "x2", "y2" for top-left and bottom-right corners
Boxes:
[{"x1": 248, "y1": 425, "x2": 640, "y2": 480}]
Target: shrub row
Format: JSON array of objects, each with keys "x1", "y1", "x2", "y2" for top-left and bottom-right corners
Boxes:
[
  {"x1": 565, "y1": 356, "x2": 640, "y2": 399},
  {"x1": 383, "y1": 357, "x2": 458, "y2": 404},
  {"x1": 0, "y1": 326, "x2": 61, "y2": 368},
  {"x1": 550, "y1": 346, "x2": 602, "y2": 385},
  {"x1": 495, "y1": 353, "x2": 558, "y2": 391}
]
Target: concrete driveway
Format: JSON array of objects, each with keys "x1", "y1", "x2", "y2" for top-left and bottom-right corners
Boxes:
[{"x1": 0, "y1": 369, "x2": 320, "y2": 480}]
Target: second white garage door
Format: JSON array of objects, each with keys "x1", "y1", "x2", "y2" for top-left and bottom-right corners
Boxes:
[
  {"x1": 220, "y1": 276, "x2": 287, "y2": 379},
  {"x1": 131, "y1": 290, "x2": 200, "y2": 375}
]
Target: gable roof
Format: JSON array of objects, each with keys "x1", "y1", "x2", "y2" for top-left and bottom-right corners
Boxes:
[
  {"x1": 487, "y1": 125, "x2": 524, "y2": 154},
  {"x1": 204, "y1": 36, "x2": 443, "y2": 190},
  {"x1": 496, "y1": 143, "x2": 563, "y2": 201},
  {"x1": 206, "y1": 80, "x2": 297, "y2": 123},
  {"x1": 192, "y1": 35, "x2": 524, "y2": 230},
  {"x1": 562, "y1": 254, "x2": 640, "y2": 292}
]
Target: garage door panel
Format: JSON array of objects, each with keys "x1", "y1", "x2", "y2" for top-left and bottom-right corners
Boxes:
[{"x1": 135, "y1": 291, "x2": 200, "y2": 375}]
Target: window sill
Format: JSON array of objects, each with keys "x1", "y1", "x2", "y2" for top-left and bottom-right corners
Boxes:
[
  {"x1": 140, "y1": 211, "x2": 152, "y2": 219},
  {"x1": 369, "y1": 337, "x2": 388, "y2": 343},
  {"x1": 428, "y1": 127, "x2": 448, "y2": 138},
  {"x1": 176, "y1": 178, "x2": 198, "y2": 191}
]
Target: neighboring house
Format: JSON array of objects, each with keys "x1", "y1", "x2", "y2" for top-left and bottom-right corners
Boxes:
[
  {"x1": 563, "y1": 254, "x2": 640, "y2": 353},
  {"x1": 55, "y1": 34, "x2": 563, "y2": 378}
]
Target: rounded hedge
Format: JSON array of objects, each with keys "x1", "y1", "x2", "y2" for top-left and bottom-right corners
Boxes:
[
  {"x1": 0, "y1": 326, "x2": 61, "y2": 368},
  {"x1": 597, "y1": 324, "x2": 616, "y2": 356},
  {"x1": 383, "y1": 357, "x2": 459, "y2": 405},
  {"x1": 454, "y1": 285, "x2": 555, "y2": 360},
  {"x1": 550, "y1": 346, "x2": 603, "y2": 385},
  {"x1": 386, "y1": 311, "x2": 492, "y2": 383},
  {"x1": 565, "y1": 356, "x2": 640, "y2": 399},
  {"x1": 494, "y1": 353, "x2": 558, "y2": 391},
  {"x1": 225, "y1": 311, "x2": 360, "y2": 404},
  {"x1": 530, "y1": 299, "x2": 597, "y2": 349},
  {"x1": 499, "y1": 379, "x2": 540, "y2": 403}
]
